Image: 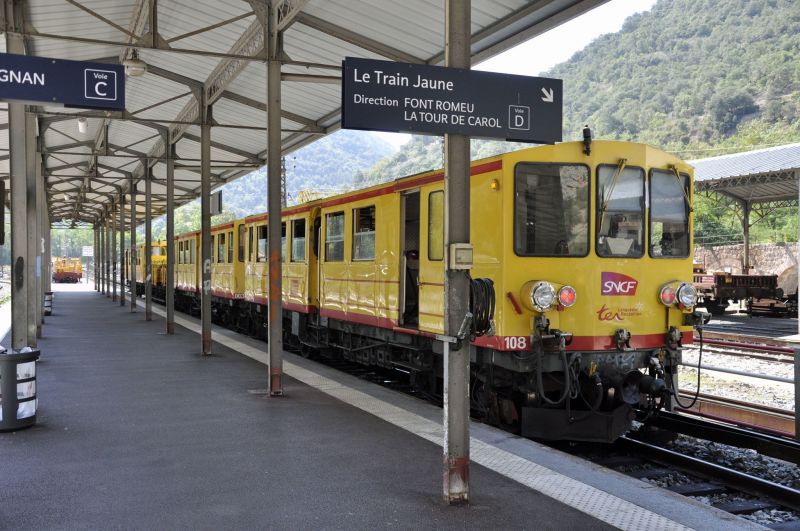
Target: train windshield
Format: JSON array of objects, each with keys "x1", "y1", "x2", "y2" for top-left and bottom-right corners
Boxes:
[
  {"x1": 597, "y1": 164, "x2": 645, "y2": 257},
  {"x1": 650, "y1": 169, "x2": 690, "y2": 258},
  {"x1": 514, "y1": 163, "x2": 589, "y2": 257}
]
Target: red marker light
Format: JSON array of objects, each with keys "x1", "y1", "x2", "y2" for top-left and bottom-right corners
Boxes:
[
  {"x1": 558, "y1": 285, "x2": 577, "y2": 307},
  {"x1": 660, "y1": 285, "x2": 676, "y2": 306}
]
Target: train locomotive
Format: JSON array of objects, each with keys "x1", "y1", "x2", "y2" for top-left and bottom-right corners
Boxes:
[
  {"x1": 52, "y1": 257, "x2": 83, "y2": 283},
  {"x1": 127, "y1": 140, "x2": 701, "y2": 442}
]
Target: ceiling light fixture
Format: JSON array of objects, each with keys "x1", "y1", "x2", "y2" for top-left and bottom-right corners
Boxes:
[
  {"x1": 77, "y1": 117, "x2": 88, "y2": 134},
  {"x1": 123, "y1": 49, "x2": 147, "y2": 77}
]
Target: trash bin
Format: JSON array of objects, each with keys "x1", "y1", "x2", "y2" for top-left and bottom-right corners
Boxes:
[
  {"x1": 44, "y1": 292, "x2": 53, "y2": 316},
  {"x1": 0, "y1": 347, "x2": 40, "y2": 431}
]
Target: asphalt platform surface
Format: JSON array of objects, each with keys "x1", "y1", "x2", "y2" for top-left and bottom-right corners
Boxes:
[{"x1": 0, "y1": 285, "x2": 612, "y2": 530}]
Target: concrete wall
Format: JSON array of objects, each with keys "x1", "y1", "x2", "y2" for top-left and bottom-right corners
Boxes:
[{"x1": 695, "y1": 242, "x2": 798, "y2": 293}]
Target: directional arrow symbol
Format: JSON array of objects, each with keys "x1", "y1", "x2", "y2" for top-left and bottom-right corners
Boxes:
[{"x1": 541, "y1": 87, "x2": 554, "y2": 103}]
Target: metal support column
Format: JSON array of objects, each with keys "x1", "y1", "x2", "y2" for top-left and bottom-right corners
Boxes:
[
  {"x1": 130, "y1": 180, "x2": 137, "y2": 312},
  {"x1": 7, "y1": 29, "x2": 28, "y2": 349},
  {"x1": 145, "y1": 162, "x2": 152, "y2": 321},
  {"x1": 111, "y1": 199, "x2": 117, "y2": 302},
  {"x1": 44, "y1": 210, "x2": 51, "y2": 295},
  {"x1": 25, "y1": 113, "x2": 37, "y2": 346},
  {"x1": 742, "y1": 200, "x2": 751, "y2": 273},
  {"x1": 119, "y1": 193, "x2": 125, "y2": 306},
  {"x1": 35, "y1": 129, "x2": 44, "y2": 335},
  {"x1": 442, "y1": 0, "x2": 471, "y2": 505},
  {"x1": 795, "y1": 348, "x2": 799, "y2": 441},
  {"x1": 166, "y1": 142, "x2": 176, "y2": 334},
  {"x1": 105, "y1": 213, "x2": 111, "y2": 298},
  {"x1": 94, "y1": 223, "x2": 99, "y2": 291},
  {"x1": 100, "y1": 214, "x2": 106, "y2": 295},
  {"x1": 200, "y1": 101, "x2": 212, "y2": 355},
  {"x1": 266, "y1": 3, "x2": 283, "y2": 395}
]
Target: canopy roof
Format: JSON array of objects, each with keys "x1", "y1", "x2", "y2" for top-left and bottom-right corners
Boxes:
[
  {"x1": 690, "y1": 143, "x2": 800, "y2": 205},
  {"x1": 0, "y1": 0, "x2": 608, "y2": 226}
]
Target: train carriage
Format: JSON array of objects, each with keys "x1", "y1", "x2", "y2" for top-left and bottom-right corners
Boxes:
[{"x1": 133, "y1": 139, "x2": 701, "y2": 442}]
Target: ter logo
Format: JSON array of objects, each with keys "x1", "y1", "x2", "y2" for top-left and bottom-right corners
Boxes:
[{"x1": 601, "y1": 272, "x2": 638, "y2": 296}]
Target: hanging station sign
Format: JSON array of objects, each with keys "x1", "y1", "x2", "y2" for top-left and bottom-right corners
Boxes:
[
  {"x1": 342, "y1": 57, "x2": 562, "y2": 144},
  {"x1": 0, "y1": 53, "x2": 125, "y2": 110}
]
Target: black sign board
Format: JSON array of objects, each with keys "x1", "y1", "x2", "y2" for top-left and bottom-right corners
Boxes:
[
  {"x1": 0, "y1": 53, "x2": 125, "y2": 110},
  {"x1": 342, "y1": 57, "x2": 562, "y2": 144}
]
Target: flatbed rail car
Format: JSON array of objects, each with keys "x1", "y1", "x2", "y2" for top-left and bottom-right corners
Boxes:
[
  {"x1": 130, "y1": 140, "x2": 702, "y2": 442},
  {"x1": 693, "y1": 266, "x2": 787, "y2": 316},
  {"x1": 52, "y1": 257, "x2": 82, "y2": 283}
]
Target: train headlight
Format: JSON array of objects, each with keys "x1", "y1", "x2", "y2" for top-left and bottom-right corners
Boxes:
[
  {"x1": 676, "y1": 282, "x2": 698, "y2": 308},
  {"x1": 530, "y1": 282, "x2": 556, "y2": 312},
  {"x1": 659, "y1": 285, "x2": 676, "y2": 306},
  {"x1": 557, "y1": 285, "x2": 577, "y2": 308}
]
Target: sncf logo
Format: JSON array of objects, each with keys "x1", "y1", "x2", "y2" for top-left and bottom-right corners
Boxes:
[{"x1": 601, "y1": 272, "x2": 638, "y2": 296}]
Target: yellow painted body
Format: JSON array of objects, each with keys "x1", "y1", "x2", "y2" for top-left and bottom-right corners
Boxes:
[
  {"x1": 210, "y1": 222, "x2": 245, "y2": 299},
  {"x1": 170, "y1": 140, "x2": 693, "y2": 352},
  {"x1": 175, "y1": 233, "x2": 199, "y2": 292},
  {"x1": 53, "y1": 258, "x2": 82, "y2": 275}
]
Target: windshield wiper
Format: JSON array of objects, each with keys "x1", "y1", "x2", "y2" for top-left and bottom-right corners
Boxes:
[
  {"x1": 599, "y1": 158, "x2": 627, "y2": 230},
  {"x1": 668, "y1": 164, "x2": 693, "y2": 212}
]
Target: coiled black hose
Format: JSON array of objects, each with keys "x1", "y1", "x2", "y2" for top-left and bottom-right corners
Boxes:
[
  {"x1": 469, "y1": 277, "x2": 495, "y2": 337},
  {"x1": 672, "y1": 327, "x2": 703, "y2": 409}
]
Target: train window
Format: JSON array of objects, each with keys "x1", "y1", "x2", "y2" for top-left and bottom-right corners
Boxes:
[
  {"x1": 248, "y1": 226, "x2": 254, "y2": 262},
  {"x1": 514, "y1": 163, "x2": 589, "y2": 257},
  {"x1": 353, "y1": 206, "x2": 375, "y2": 261},
  {"x1": 238, "y1": 225, "x2": 246, "y2": 262},
  {"x1": 596, "y1": 164, "x2": 645, "y2": 258},
  {"x1": 257, "y1": 225, "x2": 267, "y2": 262},
  {"x1": 177, "y1": 242, "x2": 182, "y2": 264},
  {"x1": 650, "y1": 169, "x2": 690, "y2": 258},
  {"x1": 281, "y1": 222, "x2": 287, "y2": 261},
  {"x1": 325, "y1": 212, "x2": 345, "y2": 261},
  {"x1": 217, "y1": 233, "x2": 226, "y2": 263},
  {"x1": 428, "y1": 191, "x2": 444, "y2": 261},
  {"x1": 228, "y1": 230, "x2": 234, "y2": 263},
  {"x1": 190, "y1": 241, "x2": 195, "y2": 264},
  {"x1": 292, "y1": 219, "x2": 306, "y2": 262}
]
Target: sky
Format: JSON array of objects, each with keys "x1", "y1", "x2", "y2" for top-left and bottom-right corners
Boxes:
[{"x1": 374, "y1": 0, "x2": 659, "y2": 149}]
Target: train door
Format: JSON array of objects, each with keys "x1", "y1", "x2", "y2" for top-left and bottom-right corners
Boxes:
[
  {"x1": 308, "y1": 208, "x2": 321, "y2": 308},
  {"x1": 400, "y1": 191, "x2": 420, "y2": 327},
  {"x1": 418, "y1": 188, "x2": 445, "y2": 334}
]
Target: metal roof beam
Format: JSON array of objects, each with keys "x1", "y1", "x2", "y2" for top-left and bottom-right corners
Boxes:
[
  {"x1": 181, "y1": 132, "x2": 262, "y2": 163},
  {"x1": 219, "y1": 89, "x2": 322, "y2": 131},
  {"x1": 294, "y1": 12, "x2": 423, "y2": 64}
]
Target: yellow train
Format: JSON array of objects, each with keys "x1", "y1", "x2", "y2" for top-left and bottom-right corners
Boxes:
[
  {"x1": 130, "y1": 140, "x2": 701, "y2": 441},
  {"x1": 52, "y1": 257, "x2": 83, "y2": 283}
]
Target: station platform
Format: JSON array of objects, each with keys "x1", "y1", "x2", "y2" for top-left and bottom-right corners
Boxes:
[{"x1": 0, "y1": 284, "x2": 761, "y2": 530}]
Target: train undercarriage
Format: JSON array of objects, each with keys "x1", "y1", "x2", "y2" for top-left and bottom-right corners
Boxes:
[{"x1": 134, "y1": 282, "x2": 679, "y2": 443}]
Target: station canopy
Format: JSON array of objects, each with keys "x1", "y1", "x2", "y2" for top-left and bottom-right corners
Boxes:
[
  {"x1": 0, "y1": 0, "x2": 607, "y2": 227},
  {"x1": 690, "y1": 143, "x2": 800, "y2": 207}
]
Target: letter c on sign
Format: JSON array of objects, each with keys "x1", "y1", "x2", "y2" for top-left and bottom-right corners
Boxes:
[{"x1": 95, "y1": 81, "x2": 107, "y2": 97}]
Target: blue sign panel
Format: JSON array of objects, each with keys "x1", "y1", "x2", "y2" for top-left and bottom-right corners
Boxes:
[
  {"x1": 342, "y1": 57, "x2": 562, "y2": 144},
  {"x1": 0, "y1": 53, "x2": 125, "y2": 110}
]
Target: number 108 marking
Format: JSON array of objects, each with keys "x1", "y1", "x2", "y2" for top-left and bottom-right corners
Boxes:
[{"x1": 503, "y1": 336, "x2": 528, "y2": 350}]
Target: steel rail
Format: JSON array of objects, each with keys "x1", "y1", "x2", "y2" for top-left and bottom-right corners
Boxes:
[
  {"x1": 618, "y1": 436, "x2": 800, "y2": 512},
  {"x1": 646, "y1": 411, "x2": 800, "y2": 464}
]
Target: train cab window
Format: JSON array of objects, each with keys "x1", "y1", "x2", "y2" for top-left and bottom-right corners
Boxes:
[
  {"x1": 325, "y1": 212, "x2": 345, "y2": 261},
  {"x1": 217, "y1": 233, "x2": 226, "y2": 263},
  {"x1": 353, "y1": 206, "x2": 376, "y2": 261},
  {"x1": 281, "y1": 222, "x2": 287, "y2": 261},
  {"x1": 228, "y1": 230, "x2": 234, "y2": 263},
  {"x1": 291, "y1": 219, "x2": 306, "y2": 262},
  {"x1": 428, "y1": 191, "x2": 444, "y2": 260},
  {"x1": 257, "y1": 225, "x2": 267, "y2": 262},
  {"x1": 514, "y1": 163, "x2": 589, "y2": 256},
  {"x1": 597, "y1": 164, "x2": 645, "y2": 258},
  {"x1": 238, "y1": 225, "x2": 246, "y2": 262},
  {"x1": 650, "y1": 169, "x2": 690, "y2": 258}
]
